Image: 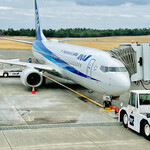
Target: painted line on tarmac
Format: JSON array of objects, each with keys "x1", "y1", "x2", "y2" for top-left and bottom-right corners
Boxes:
[
  {"x1": 0, "y1": 122, "x2": 122, "y2": 131},
  {"x1": 0, "y1": 87, "x2": 28, "y2": 125}
]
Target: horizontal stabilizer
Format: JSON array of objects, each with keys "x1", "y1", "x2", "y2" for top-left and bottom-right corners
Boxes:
[{"x1": 0, "y1": 37, "x2": 32, "y2": 45}]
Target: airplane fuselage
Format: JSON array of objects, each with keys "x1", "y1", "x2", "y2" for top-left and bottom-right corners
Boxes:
[{"x1": 32, "y1": 40, "x2": 130, "y2": 96}]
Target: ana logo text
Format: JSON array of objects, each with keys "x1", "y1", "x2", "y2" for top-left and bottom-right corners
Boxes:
[{"x1": 77, "y1": 54, "x2": 92, "y2": 61}]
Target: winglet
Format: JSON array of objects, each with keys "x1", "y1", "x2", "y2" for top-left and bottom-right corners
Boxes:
[{"x1": 34, "y1": 0, "x2": 46, "y2": 41}]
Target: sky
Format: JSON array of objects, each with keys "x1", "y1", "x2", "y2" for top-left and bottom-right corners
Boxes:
[{"x1": 1, "y1": 0, "x2": 150, "y2": 30}]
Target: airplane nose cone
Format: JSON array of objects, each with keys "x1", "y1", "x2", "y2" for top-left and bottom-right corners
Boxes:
[
  {"x1": 110, "y1": 74, "x2": 131, "y2": 95},
  {"x1": 119, "y1": 77, "x2": 131, "y2": 92}
]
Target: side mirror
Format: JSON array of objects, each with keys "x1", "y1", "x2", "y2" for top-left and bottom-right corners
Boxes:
[{"x1": 120, "y1": 102, "x2": 124, "y2": 107}]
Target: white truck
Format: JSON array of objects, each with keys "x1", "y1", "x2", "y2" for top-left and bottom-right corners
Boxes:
[
  {"x1": 0, "y1": 69, "x2": 21, "y2": 77},
  {"x1": 119, "y1": 90, "x2": 150, "y2": 140},
  {"x1": 0, "y1": 60, "x2": 23, "y2": 77}
]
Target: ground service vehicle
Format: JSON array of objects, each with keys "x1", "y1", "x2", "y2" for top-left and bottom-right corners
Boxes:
[
  {"x1": 0, "y1": 70, "x2": 21, "y2": 77},
  {"x1": 119, "y1": 90, "x2": 150, "y2": 140}
]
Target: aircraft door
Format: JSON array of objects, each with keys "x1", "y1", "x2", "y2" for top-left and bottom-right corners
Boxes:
[{"x1": 86, "y1": 59, "x2": 96, "y2": 77}]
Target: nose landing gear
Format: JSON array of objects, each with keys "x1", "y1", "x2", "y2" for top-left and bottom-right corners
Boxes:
[
  {"x1": 103, "y1": 95, "x2": 112, "y2": 108},
  {"x1": 103, "y1": 100, "x2": 112, "y2": 108}
]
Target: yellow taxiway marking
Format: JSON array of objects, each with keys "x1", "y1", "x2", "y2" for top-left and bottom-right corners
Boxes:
[{"x1": 100, "y1": 109, "x2": 114, "y2": 112}]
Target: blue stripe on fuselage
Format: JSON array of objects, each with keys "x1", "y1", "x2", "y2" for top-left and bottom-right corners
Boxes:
[{"x1": 33, "y1": 40, "x2": 100, "y2": 82}]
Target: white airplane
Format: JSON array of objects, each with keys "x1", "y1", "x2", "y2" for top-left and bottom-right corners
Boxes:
[{"x1": 0, "y1": 0, "x2": 130, "y2": 105}]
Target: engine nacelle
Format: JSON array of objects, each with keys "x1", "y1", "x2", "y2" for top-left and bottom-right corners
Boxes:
[{"x1": 21, "y1": 68, "x2": 43, "y2": 87}]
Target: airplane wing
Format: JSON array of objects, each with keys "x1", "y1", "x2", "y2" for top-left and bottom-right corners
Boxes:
[
  {"x1": 0, "y1": 38, "x2": 62, "y2": 76},
  {"x1": 0, "y1": 59, "x2": 61, "y2": 76},
  {"x1": 0, "y1": 37, "x2": 71, "y2": 44},
  {"x1": 0, "y1": 37, "x2": 32, "y2": 45}
]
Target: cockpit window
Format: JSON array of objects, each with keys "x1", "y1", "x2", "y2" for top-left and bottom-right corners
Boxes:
[
  {"x1": 100, "y1": 66, "x2": 127, "y2": 73},
  {"x1": 100, "y1": 66, "x2": 108, "y2": 72},
  {"x1": 100, "y1": 66, "x2": 105, "y2": 72},
  {"x1": 120, "y1": 67, "x2": 127, "y2": 72},
  {"x1": 109, "y1": 67, "x2": 120, "y2": 72},
  {"x1": 105, "y1": 67, "x2": 109, "y2": 72}
]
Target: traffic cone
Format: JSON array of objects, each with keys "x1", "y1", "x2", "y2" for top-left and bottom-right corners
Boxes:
[{"x1": 32, "y1": 86, "x2": 36, "y2": 94}]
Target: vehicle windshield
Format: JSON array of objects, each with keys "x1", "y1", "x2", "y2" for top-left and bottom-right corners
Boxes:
[
  {"x1": 139, "y1": 94, "x2": 150, "y2": 105},
  {"x1": 100, "y1": 66, "x2": 127, "y2": 73}
]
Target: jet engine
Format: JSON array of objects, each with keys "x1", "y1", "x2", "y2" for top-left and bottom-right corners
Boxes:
[{"x1": 21, "y1": 68, "x2": 43, "y2": 87}]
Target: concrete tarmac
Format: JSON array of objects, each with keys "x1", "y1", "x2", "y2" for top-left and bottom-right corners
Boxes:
[
  {"x1": 0, "y1": 49, "x2": 150, "y2": 149},
  {"x1": 0, "y1": 125, "x2": 150, "y2": 150}
]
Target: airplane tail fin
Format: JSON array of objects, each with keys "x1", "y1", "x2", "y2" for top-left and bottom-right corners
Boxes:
[{"x1": 34, "y1": 0, "x2": 46, "y2": 41}]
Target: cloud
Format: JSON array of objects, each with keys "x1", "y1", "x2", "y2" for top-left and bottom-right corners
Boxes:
[
  {"x1": 0, "y1": 0, "x2": 33, "y2": 9},
  {"x1": 0, "y1": 16, "x2": 16, "y2": 20},
  {"x1": 120, "y1": 14, "x2": 137, "y2": 18},
  {"x1": 41, "y1": 15, "x2": 55, "y2": 18},
  {"x1": 0, "y1": 6, "x2": 14, "y2": 10},
  {"x1": 74, "y1": 0, "x2": 150, "y2": 6},
  {"x1": 1, "y1": 0, "x2": 150, "y2": 30},
  {"x1": 143, "y1": 14, "x2": 150, "y2": 18}
]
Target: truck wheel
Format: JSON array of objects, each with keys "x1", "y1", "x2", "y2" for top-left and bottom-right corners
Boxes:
[
  {"x1": 142, "y1": 121, "x2": 150, "y2": 140},
  {"x1": 3, "y1": 73, "x2": 8, "y2": 77},
  {"x1": 123, "y1": 113, "x2": 128, "y2": 128}
]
